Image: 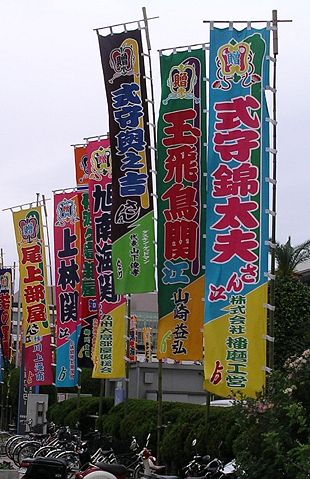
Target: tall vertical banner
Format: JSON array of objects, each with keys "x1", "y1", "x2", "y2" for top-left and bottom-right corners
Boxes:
[
  {"x1": 156, "y1": 49, "x2": 207, "y2": 360},
  {"x1": 205, "y1": 27, "x2": 270, "y2": 398},
  {"x1": 143, "y1": 327, "x2": 152, "y2": 362},
  {"x1": 98, "y1": 30, "x2": 156, "y2": 294},
  {"x1": 0, "y1": 343, "x2": 4, "y2": 383},
  {"x1": 129, "y1": 315, "x2": 137, "y2": 362},
  {"x1": 87, "y1": 139, "x2": 126, "y2": 379},
  {"x1": 54, "y1": 192, "x2": 81, "y2": 387},
  {"x1": 0, "y1": 268, "x2": 13, "y2": 361},
  {"x1": 74, "y1": 145, "x2": 98, "y2": 368},
  {"x1": 13, "y1": 207, "x2": 54, "y2": 386}
]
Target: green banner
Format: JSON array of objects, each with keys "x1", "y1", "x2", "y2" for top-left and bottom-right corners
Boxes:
[{"x1": 156, "y1": 49, "x2": 207, "y2": 360}]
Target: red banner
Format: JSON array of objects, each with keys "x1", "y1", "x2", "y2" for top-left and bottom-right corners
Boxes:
[
  {"x1": 54, "y1": 191, "x2": 82, "y2": 387},
  {"x1": 129, "y1": 315, "x2": 137, "y2": 362},
  {"x1": 74, "y1": 145, "x2": 98, "y2": 368},
  {"x1": 87, "y1": 139, "x2": 126, "y2": 378},
  {"x1": 0, "y1": 268, "x2": 13, "y2": 361}
]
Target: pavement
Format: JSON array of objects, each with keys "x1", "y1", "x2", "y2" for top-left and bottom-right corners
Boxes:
[{"x1": 0, "y1": 454, "x2": 25, "y2": 478}]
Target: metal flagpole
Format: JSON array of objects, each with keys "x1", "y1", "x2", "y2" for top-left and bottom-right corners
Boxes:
[
  {"x1": 268, "y1": 10, "x2": 279, "y2": 373},
  {"x1": 125, "y1": 294, "x2": 131, "y2": 401},
  {"x1": 5, "y1": 262, "x2": 16, "y2": 430},
  {"x1": 141, "y1": 6, "x2": 163, "y2": 462}
]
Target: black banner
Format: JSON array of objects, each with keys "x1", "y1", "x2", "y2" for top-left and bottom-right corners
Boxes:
[{"x1": 98, "y1": 29, "x2": 155, "y2": 294}]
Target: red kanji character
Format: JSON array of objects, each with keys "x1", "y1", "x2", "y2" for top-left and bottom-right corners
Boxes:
[
  {"x1": 27, "y1": 303, "x2": 46, "y2": 322},
  {"x1": 214, "y1": 129, "x2": 260, "y2": 163},
  {"x1": 165, "y1": 220, "x2": 198, "y2": 261},
  {"x1": 210, "y1": 360, "x2": 224, "y2": 385},
  {"x1": 212, "y1": 163, "x2": 259, "y2": 197},
  {"x1": 164, "y1": 145, "x2": 198, "y2": 183},
  {"x1": 24, "y1": 266, "x2": 44, "y2": 283},
  {"x1": 213, "y1": 197, "x2": 258, "y2": 230},
  {"x1": 24, "y1": 284, "x2": 45, "y2": 303},
  {"x1": 240, "y1": 263, "x2": 258, "y2": 283},
  {"x1": 226, "y1": 272, "x2": 243, "y2": 293},
  {"x1": 213, "y1": 228, "x2": 258, "y2": 263},
  {"x1": 215, "y1": 95, "x2": 260, "y2": 130},
  {"x1": 208, "y1": 284, "x2": 227, "y2": 302},
  {"x1": 0, "y1": 293, "x2": 10, "y2": 311},
  {"x1": 173, "y1": 72, "x2": 188, "y2": 88},
  {"x1": 163, "y1": 109, "x2": 201, "y2": 146},
  {"x1": 21, "y1": 244, "x2": 42, "y2": 264},
  {"x1": 162, "y1": 184, "x2": 198, "y2": 221}
]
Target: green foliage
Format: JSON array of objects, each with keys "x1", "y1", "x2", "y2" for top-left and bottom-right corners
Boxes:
[
  {"x1": 275, "y1": 236, "x2": 310, "y2": 277},
  {"x1": 98, "y1": 399, "x2": 239, "y2": 473},
  {"x1": 47, "y1": 396, "x2": 114, "y2": 436},
  {"x1": 0, "y1": 461, "x2": 14, "y2": 470},
  {"x1": 274, "y1": 277, "x2": 310, "y2": 369},
  {"x1": 5, "y1": 368, "x2": 101, "y2": 422},
  {"x1": 232, "y1": 350, "x2": 310, "y2": 479}
]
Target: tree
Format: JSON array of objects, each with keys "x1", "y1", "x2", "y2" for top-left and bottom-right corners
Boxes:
[
  {"x1": 274, "y1": 236, "x2": 310, "y2": 277},
  {"x1": 274, "y1": 277, "x2": 310, "y2": 369},
  {"x1": 272, "y1": 237, "x2": 310, "y2": 369},
  {"x1": 232, "y1": 350, "x2": 310, "y2": 479}
]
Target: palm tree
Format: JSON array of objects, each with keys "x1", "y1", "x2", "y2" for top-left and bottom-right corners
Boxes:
[{"x1": 274, "y1": 236, "x2": 310, "y2": 277}]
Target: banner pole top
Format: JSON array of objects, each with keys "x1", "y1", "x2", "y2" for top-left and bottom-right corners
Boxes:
[
  {"x1": 52, "y1": 187, "x2": 77, "y2": 194},
  {"x1": 272, "y1": 10, "x2": 279, "y2": 55},
  {"x1": 2, "y1": 199, "x2": 50, "y2": 212},
  {"x1": 159, "y1": 42, "x2": 209, "y2": 54},
  {"x1": 83, "y1": 133, "x2": 110, "y2": 142},
  {"x1": 71, "y1": 143, "x2": 86, "y2": 148},
  {"x1": 94, "y1": 15, "x2": 159, "y2": 33},
  {"x1": 203, "y1": 18, "x2": 292, "y2": 25}
]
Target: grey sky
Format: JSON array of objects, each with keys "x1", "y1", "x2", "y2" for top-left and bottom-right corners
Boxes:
[{"x1": 0, "y1": 0, "x2": 308, "y2": 272}]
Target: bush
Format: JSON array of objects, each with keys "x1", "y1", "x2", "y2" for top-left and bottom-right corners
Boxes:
[
  {"x1": 232, "y1": 350, "x2": 310, "y2": 479},
  {"x1": 98, "y1": 399, "x2": 238, "y2": 473},
  {"x1": 47, "y1": 396, "x2": 114, "y2": 436}
]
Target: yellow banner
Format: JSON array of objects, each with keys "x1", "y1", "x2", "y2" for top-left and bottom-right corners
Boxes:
[
  {"x1": 92, "y1": 302, "x2": 126, "y2": 379},
  {"x1": 204, "y1": 284, "x2": 267, "y2": 398},
  {"x1": 157, "y1": 275, "x2": 204, "y2": 360},
  {"x1": 13, "y1": 207, "x2": 54, "y2": 386}
]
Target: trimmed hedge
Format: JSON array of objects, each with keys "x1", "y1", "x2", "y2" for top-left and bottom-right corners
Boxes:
[
  {"x1": 47, "y1": 396, "x2": 114, "y2": 435},
  {"x1": 98, "y1": 399, "x2": 239, "y2": 473},
  {"x1": 48, "y1": 397, "x2": 238, "y2": 472}
]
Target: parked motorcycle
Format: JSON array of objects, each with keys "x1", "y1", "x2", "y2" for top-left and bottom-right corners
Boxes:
[
  {"x1": 21, "y1": 457, "x2": 69, "y2": 479},
  {"x1": 75, "y1": 434, "x2": 163, "y2": 479}
]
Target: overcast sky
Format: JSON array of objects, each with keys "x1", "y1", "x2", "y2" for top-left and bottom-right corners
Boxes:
[{"x1": 0, "y1": 0, "x2": 308, "y2": 276}]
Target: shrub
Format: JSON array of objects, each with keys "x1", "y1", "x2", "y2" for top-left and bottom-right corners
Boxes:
[
  {"x1": 47, "y1": 396, "x2": 114, "y2": 435},
  {"x1": 232, "y1": 350, "x2": 310, "y2": 479},
  {"x1": 98, "y1": 399, "x2": 238, "y2": 473}
]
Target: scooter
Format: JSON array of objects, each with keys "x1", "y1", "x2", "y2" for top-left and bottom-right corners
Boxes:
[{"x1": 75, "y1": 434, "x2": 164, "y2": 479}]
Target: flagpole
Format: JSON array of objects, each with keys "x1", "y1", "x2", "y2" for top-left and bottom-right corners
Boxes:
[
  {"x1": 268, "y1": 10, "x2": 279, "y2": 374},
  {"x1": 125, "y1": 294, "x2": 131, "y2": 401},
  {"x1": 141, "y1": 5, "x2": 163, "y2": 461}
]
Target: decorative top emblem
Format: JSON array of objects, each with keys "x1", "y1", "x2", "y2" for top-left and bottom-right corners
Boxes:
[
  {"x1": 109, "y1": 45, "x2": 135, "y2": 83},
  {"x1": 163, "y1": 62, "x2": 199, "y2": 105},
  {"x1": 213, "y1": 41, "x2": 261, "y2": 90},
  {"x1": 19, "y1": 217, "x2": 39, "y2": 243},
  {"x1": 56, "y1": 198, "x2": 78, "y2": 226},
  {"x1": 79, "y1": 154, "x2": 89, "y2": 183},
  {"x1": 89, "y1": 146, "x2": 111, "y2": 181},
  {"x1": 0, "y1": 272, "x2": 9, "y2": 291}
]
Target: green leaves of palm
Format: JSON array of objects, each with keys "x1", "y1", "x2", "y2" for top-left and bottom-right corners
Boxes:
[{"x1": 275, "y1": 236, "x2": 310, "y2": 277}]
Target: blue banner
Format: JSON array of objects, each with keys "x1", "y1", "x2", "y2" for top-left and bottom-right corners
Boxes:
[{"x1": 204, "y1": 27, "x2": 270, "y2": 398}]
